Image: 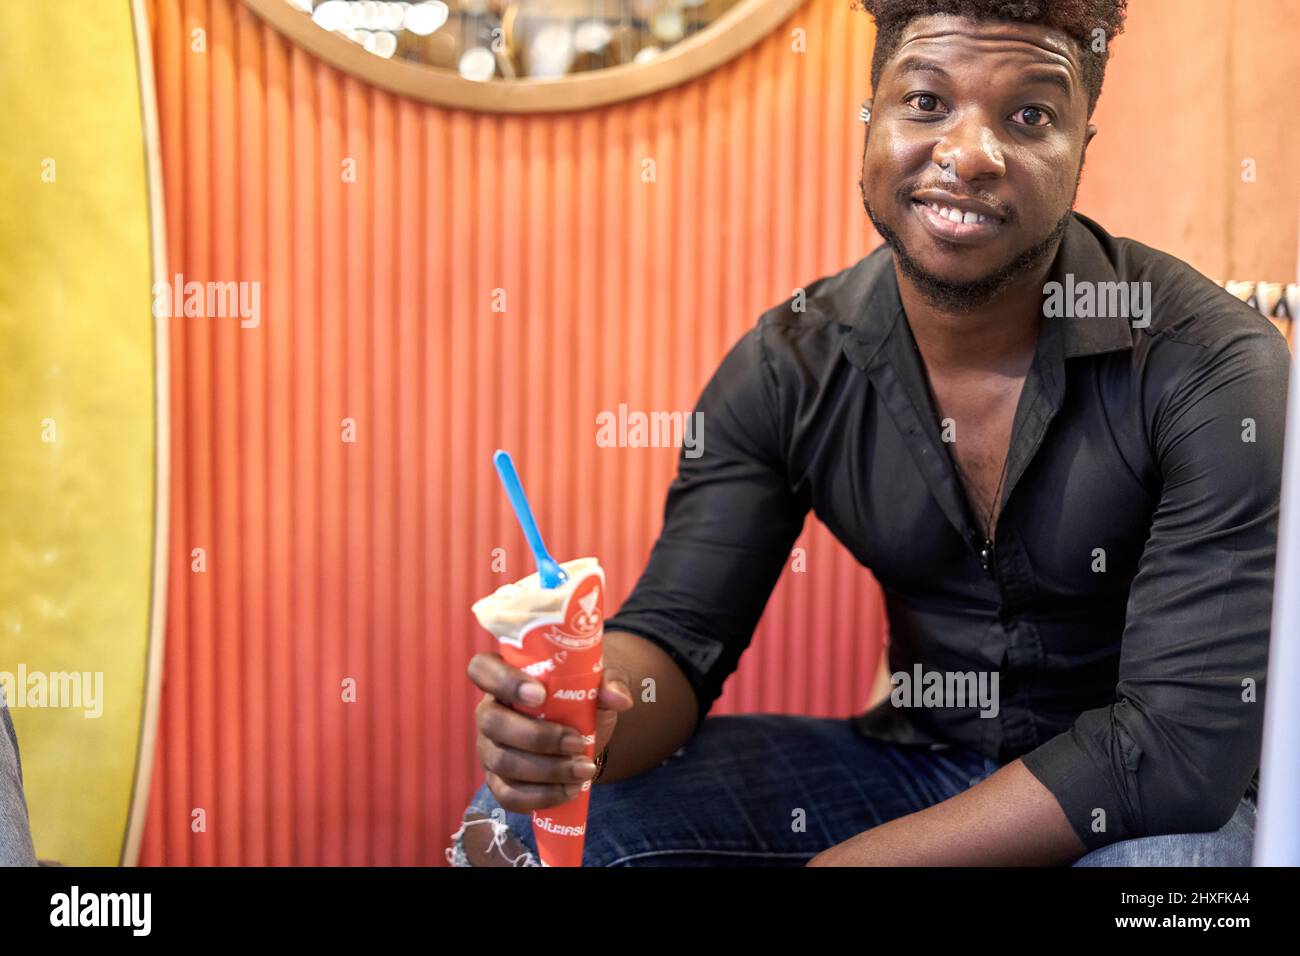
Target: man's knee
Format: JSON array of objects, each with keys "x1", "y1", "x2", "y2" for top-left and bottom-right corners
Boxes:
[
  {"x1": 447, "y1": 809, "x2": 538, "y2": 867},
  {"x1": 446, "y1": 786, "x2": 540, "y2": 868},
  {"x1": 446, "y1": 781, "x2": 639, "y2": 867},
  {"x1": 1073, "y1": 801, "x2": 1255, "y2": 867}
]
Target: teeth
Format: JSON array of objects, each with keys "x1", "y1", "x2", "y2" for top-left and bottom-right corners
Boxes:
[{"x1": 923, "y1": 201, "x2": 990, "y2": 225}]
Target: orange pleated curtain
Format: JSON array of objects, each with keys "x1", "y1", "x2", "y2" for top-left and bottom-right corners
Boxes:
[{"x1": 141, "y1": 0, "x2": 1299, "y2": 865}]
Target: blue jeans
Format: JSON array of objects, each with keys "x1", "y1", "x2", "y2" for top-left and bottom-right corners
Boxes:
[{"x1": 450, "y1": 714, "x2": 1256, "y2": 866}]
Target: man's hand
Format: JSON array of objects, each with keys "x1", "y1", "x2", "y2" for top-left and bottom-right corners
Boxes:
[
  {"x1": 805, "y1": 759, "x2": 1088, "y2": 866},
  {"x1": 467, "y1": 652, "x2": 634, "y2": 813}
]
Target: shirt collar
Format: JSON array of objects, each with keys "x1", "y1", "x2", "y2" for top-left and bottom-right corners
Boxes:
[
  {"x1": 841, "y1": 211, "x2": 1135, "y2": 371},
  {"x1": 1048, "y1": 212, "x2": 1136, "y2": 359}
]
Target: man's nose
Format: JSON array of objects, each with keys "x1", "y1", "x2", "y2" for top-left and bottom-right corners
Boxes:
[{"x1": 931, "y1": 117, "x2": 1006, "y2": 182}]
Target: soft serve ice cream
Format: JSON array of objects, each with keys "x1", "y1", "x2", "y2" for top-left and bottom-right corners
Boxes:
[{"x1": 471, "y1": 557, "x2": 605, "y2": 867}]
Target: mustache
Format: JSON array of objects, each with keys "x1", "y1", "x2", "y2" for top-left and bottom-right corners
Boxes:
[{"x1": 895, "y1": 183, "x2": 1015, "y2": 224}]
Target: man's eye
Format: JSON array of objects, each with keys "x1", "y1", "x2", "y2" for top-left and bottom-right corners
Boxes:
[
  {"x1": 905, "y1": 93, "x2": 945, "y2": 113},
  {"x1": 1012, "y1": 106, "x2": 1053, "y2": 127}
]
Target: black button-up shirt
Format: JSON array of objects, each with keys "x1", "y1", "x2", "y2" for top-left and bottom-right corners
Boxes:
[{"x1": 605, "y1": 212, "x2": 1291, "y2": 851}]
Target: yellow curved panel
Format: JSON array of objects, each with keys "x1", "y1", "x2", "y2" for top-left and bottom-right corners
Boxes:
[{"x1": 0, "y1": 0, "x2": 167, "y2": 866}]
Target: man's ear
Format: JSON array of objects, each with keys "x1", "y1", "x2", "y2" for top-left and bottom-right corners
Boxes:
[{"x1": 1083, "y1": 123, "x2": 1098, "y2": 153}]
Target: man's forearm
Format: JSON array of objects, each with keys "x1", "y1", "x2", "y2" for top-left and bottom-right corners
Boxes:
[
  {"x1": 596, "y1": 630, "x2": 700, "y2": 784},
  {"x1": 807, "y1": 758, "x2": 1088, "y2": 866}
]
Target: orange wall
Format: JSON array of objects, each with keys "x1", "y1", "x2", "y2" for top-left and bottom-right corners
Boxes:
[
  {"x1": 140, "y1": 0, "x2": 1299, "y2": 866},
  {"x1": 1077, "y1": 0, "x2": 1300, "y2": 282}
]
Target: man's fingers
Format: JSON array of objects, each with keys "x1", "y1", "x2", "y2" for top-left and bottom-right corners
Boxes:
[
  {"x1": 477, "y1": 736, "x2": 598, "y2": 785},
  {"x1": 485, "y1": 770, "x2": 587, "y2": 813},
  {"x1": 477, "y1": 697, "x2": 588, "y2": 756},
  {"x1": 467, "y1": 652, "x2": 547, "y2": 707},
  {"x1": 598, "y1": 665, "x2": 634, "y2": 711}
]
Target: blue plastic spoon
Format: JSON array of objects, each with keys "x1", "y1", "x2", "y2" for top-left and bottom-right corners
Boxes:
[{"x1": 492, "y1": 449, "x2": 568, "y2": 589}]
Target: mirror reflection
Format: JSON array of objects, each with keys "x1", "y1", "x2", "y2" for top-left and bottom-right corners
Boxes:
[{"x1": 284, "y1": 0, "x2": 745, "y2": 80}]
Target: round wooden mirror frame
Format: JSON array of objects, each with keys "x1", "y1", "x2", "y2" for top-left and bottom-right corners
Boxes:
[{"x1": 243, "y1": 0, "x2": 809, "y2": 113}]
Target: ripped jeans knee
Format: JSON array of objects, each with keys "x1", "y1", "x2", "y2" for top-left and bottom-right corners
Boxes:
[{"x1": 446, "y1": 801, "x2": 542, "y2": 868}]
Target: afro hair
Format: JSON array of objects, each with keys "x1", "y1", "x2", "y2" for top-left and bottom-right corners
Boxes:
[{"x1": 854, "y1": 0, "x2": 1128, "y2": 117}]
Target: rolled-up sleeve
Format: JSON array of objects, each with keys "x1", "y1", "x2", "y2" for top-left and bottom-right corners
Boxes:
[
  {"x1": 604, "y1": 321, "x2": 811, "y2": 726},
  {"x1": 1021, "y1": 326, "x2": 1291, "y2": 851}
]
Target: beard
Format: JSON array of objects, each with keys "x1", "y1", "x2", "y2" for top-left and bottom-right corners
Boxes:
[{"x1": 861, "y1": 177, "x2": 1073, "y2": 313}]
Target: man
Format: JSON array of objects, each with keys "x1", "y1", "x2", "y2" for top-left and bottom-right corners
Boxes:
[{"x1": 452, "y1": 0, "x2": 1288, "y2": 866}]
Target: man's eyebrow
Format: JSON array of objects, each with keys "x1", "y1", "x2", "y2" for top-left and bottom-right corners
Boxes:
[
  {"x1": 893, "y1": 56, "x2": 951, "y2": 81},
  {"x1": 892, "y1": 54, "x2": 1075, "y2": 99},
  {"x1": 1019, "y1": 67, "x2": 1073, "y2": 98}
]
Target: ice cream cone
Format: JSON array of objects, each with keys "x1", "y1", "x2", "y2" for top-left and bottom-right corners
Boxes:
[{"x1": 472, "y1": 557, "x2": 605, "y2": 866}]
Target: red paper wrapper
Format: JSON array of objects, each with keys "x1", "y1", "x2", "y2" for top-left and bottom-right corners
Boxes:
[{"x1": 476, "y1": 559, "x2": 604, "y2": 867}]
